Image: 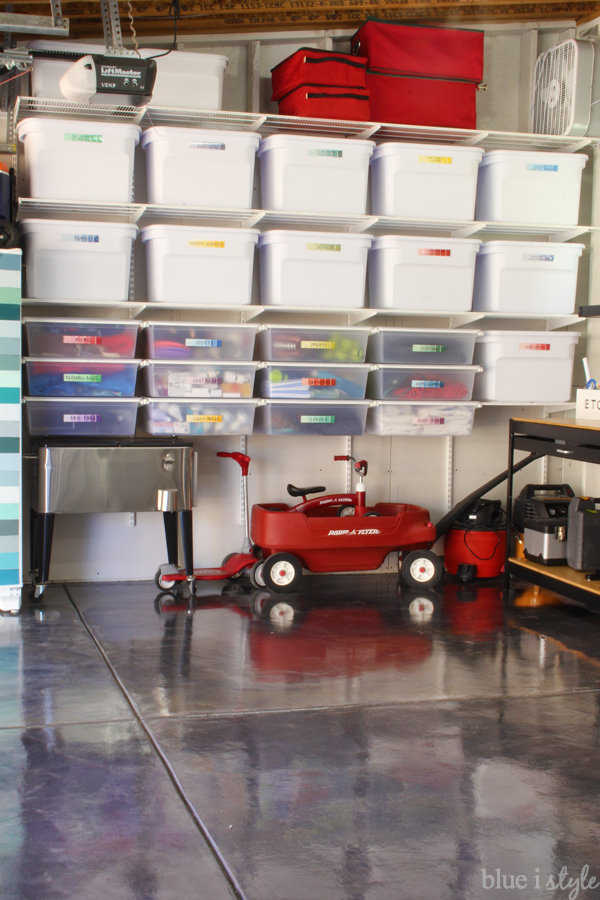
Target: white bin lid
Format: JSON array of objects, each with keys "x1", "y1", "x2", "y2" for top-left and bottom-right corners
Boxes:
[
  {"x1": 147, "y1": 360, "x2": 260, "y2": 368},
  {"x1": 371, "y1": 235, "x2": 481, "y2": 250},
  {"x1": 139, "y1": 48, "x2": 228, "y2": 67},
  {"x1": 23, "y1": 317, "x2": 140, "y2": 326},
  {"x1": 142, "y1": 321, "x2": 258, "y2": 330},
  {"x1": 141, "y1": 127, "x2": 260, "y2": 149},
  {"x1": 259, "y1": 324, "x2": 370, "y2": 333},
  {"x1": 27, "y1": 39, "x2": 106, "y2": 52},
  {"x1": 258, "y1": 230, "x2": 373, "y2": 246},
  {"x1": 19, "y1": 218, "x2": 138, "y2": 238},
  {"x1": 371, "y1": 400, "x2": 479, "y2": 407},
  {"x1": 479, "y1": 150, "x2": 588, "y2": 167},
  {"x1": 476, "y1": 331, "x2": 580, "y2": 342},
  {"x1": 25, "y1": 357, "x2": 142, "y2": 364},
  {"x1": 17, "y1": 116, "x2": 141, "y2": 142},
  {"x1": 24, "y1": 396, "x2": 142, "y2": 403},
  {"x1": 372, "y1": 142, "x2": 484, "y2": 161},
  {"x1": 140, "y1": 224, "x2": 259, "y2": 242},
  {"x1": 258, "y1": 134, "x2": 375, "y2": 157},
  {"x1": 263, "y1": 399, "x2": 372, "y2": 405},
  {"x1": 372, "y1": 364, "x2": 481, "y2": 371},
  {"x1": 147, "y1": 398, "x2": 260, "y2": 405},
  {"x1": 260, "y1": 362, "x2": 371, "y2": 369},
  {"x1": 477, "y1": 240, "x2": 585, "y2": 255},
  {"x1": 370, "y1": 326, "x2": 482, "y2": 335}
]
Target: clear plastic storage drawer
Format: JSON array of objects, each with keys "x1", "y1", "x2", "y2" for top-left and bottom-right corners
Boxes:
[
  {"x1": 254, "y1": 400, "x2": 370, "y2": 435},
  {"x1": 24, "y1": 358, "x2": 141, "y2": 397},
  {"x1": 24, "y1": 318, "x2": 140, "y2": 359},
  {"x1": 140, "y1": 399, "x2": 260, "y2": 435},
  {"x1": 24, "y1": 397, "x2": 141, "y2": 436},
  {"x1": 142, "y1": 322, "x2": 258, "y2": 361},
  {"x1": 367, "y1": 328, "x2": 479, "y2": 365},
  {"x1": 256, "y1": 363, "x2": 369, "y2": 399},
  {"x1": 366, "y1": 401, "x2": 479, "y2": 436},
  {"x1": 142, "y1": 361, "x2": 258, "y2": 398},
  {"x1": 256, "y1": 325, "x2": 369, "y2": 362},
  {"x1": 367, "y1": 365, "x2": 479, "y2": 401}
]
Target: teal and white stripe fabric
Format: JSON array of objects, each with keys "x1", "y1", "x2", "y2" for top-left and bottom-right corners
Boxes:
[{"x1": 0, "y1": 250, "x2": 22, "y2": 593}]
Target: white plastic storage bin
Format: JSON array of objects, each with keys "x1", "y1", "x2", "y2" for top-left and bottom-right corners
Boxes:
[
  {"x1": 24, "y1": 318, "x2": 140, "y2": 359},
  {"x1": 370, "y1": 143, "x2": 484, "y2": 220},
  {"x1": 24, "y1": 358, "x2": 141, "y2": 397},
  {"x1": 366, "y1": 401, "x2": 479, "y2": 436},
  {"x1": 142, "y1": 127, "x2": 260, "y2": 208},
  {"x1": 259, "y1": 231, "x2": 372, "y2": 308},
  {"x1": 143, "y1": 322, "x2": 257, "y2": 360},
  {"x1": 367, "y1": 328, "x2": 479, "y2": 365},
  {"x1": 141, "y1": 225, "x2": 259, "y2": 305},
  {"x1": 24, "y1": 396, "x2": 141, "y2": 436},
  {"x1": 140, "y1": 399, "x2": 259, "y2": 436},
  {"x1": 27, "y1": 41, "x2": 228, "y2": 110},
  {"x1": 17, "y1": 118, "x2": 140, "y2": 203},
  {"x1": 368, "y1": 236, "x2": 480, "y2": 311},
  {"x1": 254, "y1": 400, "x2": 371, "y2": 435},
  {"x1": 256, "y1": 325, "x2": 369, "y2": 362},
  {"x1": 258, "y1": 135, "x2": 374, "y2": 214},
  {"x1": 367, "y1": 365, "x2": 479, "y2": 401},
  {"x1": 473, "y1": 331, "x2": 580, "y2": 402},
  {"x1": 256, "y1": 363, "x2": 369, "y2": 399},
  {"x1": 475, "y1": 151, "x2": 588, "y2": 225},
  {"x1": 20, "y1": 219, "x2": 137, "y2": 302},
  {"x1": 142, "y1": 361, "x2": 258, "y2": 398},
  {"x1": 472, "y1": 241, "x2": 585, "y2": 314}
]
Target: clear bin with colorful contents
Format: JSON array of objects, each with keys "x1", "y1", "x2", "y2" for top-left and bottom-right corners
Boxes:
[
  {"x1": 142, "y1": 322, "x2": 258, "y2": 360},
  {"x1": 24, "y1": 358, "x2": 141, "y2": 397},
  {"x1": 140, "y1": 398, "x2": 260, "y2": 435},
  {"x1": 24, "y1": 318, "x2": 140, "y2": 359},
  {"x1": 142, "y1": 361, "x2": 258, "y2": 398}
]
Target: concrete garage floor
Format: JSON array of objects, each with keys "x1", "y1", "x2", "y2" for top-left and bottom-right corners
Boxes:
[{"x1": 2, "y1": 576, "x2": 600, "y2": 900}]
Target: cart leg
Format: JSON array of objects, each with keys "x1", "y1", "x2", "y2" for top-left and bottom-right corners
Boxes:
[
  {"x1": 163, "y1": 511, "x2": 179, "y2": 566},
  {"x1": 180, "y1": 510, "x2": 194, "y2": 578},
  {"x1": 29, "y1": 508, "x2": 40, "y2": 577},
  {"x1": 40, "y1": 513, "x2": 55, "y2": 585}
]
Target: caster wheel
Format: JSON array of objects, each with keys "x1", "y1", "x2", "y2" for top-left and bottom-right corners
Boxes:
[{"x1": 154, "y1": 564, "x2": 181, "y2": 592}]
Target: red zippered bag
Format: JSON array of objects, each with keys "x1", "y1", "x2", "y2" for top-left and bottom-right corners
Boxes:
[
  {"x1": 277, "y1": 84, "x2": 370, "y2": 121},
  {"x1": 271, "y1": 48, "x2": 368, "y2": 101},
  {"x1": 352, "y1": 20, "x2": 483, "y2": 83},
  {"x1": 366, "y1": 70, "x2": 477, "y2": 130}
]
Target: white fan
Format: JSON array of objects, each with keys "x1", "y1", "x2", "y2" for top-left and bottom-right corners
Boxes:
[{"x1": 531, "y1": 38, "x2": 600, "y2": 136}]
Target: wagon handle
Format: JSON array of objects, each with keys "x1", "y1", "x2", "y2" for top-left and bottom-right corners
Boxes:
[{"x1": 334, "y1": 455, "x2": 352, "y2": 462}]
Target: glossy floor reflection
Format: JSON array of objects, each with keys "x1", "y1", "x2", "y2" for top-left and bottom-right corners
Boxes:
[{"x1": 3, "y1": 574, "x2": 600, "y2": 899}]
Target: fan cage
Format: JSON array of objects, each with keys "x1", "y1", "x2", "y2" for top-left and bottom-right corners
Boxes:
[{"x1": 532, "y1": 40, "x2": 577, "y2": 136}]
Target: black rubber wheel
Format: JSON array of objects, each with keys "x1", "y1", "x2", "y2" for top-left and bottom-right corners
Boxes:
[
  {"x1": 250, "y1": 560, "x2": 266, "y2": 589},
  {"x1": 155, "y1": 567, "x2": 180, "y2": 592},
  {"x1": 28, "y1": 587, "x2": 43, "y2": 604},
  {"x1": 363, "y1": 511, "x2": 381, "y2": 517},
  {"x1": 401, "y1": 550, "x2": 443, "y2": 590},
  {"x1": 262, "y1": 552, "x2": 302, "y2": 593},
  {"x1": 222, "y1": 552, "x2": 243, "y2": 579},
  {"x1": 0, "y1": 222, "x2": 19, "y2": 249},
  {"x1": 337, "y1": 505, "x2": 355, "y2": 517}
]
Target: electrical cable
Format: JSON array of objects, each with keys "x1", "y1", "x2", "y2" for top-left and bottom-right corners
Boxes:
[{"x1": 145, "y1": 0, "x2": 181, "y2": 60}]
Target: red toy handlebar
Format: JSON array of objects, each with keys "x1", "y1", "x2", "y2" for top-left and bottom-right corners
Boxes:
[
  {"x1": 334, "y1": 455, "x2": 350, "y2": 461},
  {"x1": 217, "y1": 451, "x2": 251, "y2": 476}
]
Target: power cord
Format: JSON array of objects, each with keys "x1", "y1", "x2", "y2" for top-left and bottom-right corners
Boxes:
[{"x1": 146, "y1": 0, "x2": 181, "y2": 60}]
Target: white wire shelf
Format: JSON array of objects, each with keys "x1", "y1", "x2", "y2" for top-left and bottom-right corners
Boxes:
[
  {"x1": 13, "y1": 97, "x2": 600, "y2": 152},
  {"x1": 16, "y1": 198, "x2": 597, "y2": 241}
]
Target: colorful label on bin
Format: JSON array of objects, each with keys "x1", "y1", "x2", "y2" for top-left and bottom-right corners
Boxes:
[
  {"x1": 418, "y1": 155, "x2": 452, "y2": 164},
  {"x1": 61, "y1": 233, "x2": 99, "y2": 243},
  {"x1": 412, "y1": 416, "x2": 444, "y2": 425},
  {"x1": 306, "y1": 243, "x2": 341, "y2": 252},
  {"x1": 186, "y1": 414, "x2": 222, "y2": 423},
  {"x1": 412, "y1": 344, "x2": 446, "y2": 353},
  {"x1": 524, "y1": 254, "x2": 555, "y2": 262},
  {"x1": 301, "y1": 378, "x2": 336, "y2": 386},
  {"x1": 300, "y1": 415, "x2": 335, "y2": 423},
  {"x1": 412, "y1": 380, "x2": 443, "y2": 389},
  {"x1": 63, "y1": 414, "x2": 101, "y2": 422},
  {"x1": 63, "y1": 374, "x2": 102, "y2": 383},
  {"x1": 519, "y1": 343, "x2": 551, "y2": 351},
  {"x1": 189, "y1": 240, "x2": 225, "y2": 248},
  {"x1": 64, "y1": 133, "x2": 103, "y2": 143},
  {"x1": 418, "y1": 248, "x2": 450, "y2": 257},
  {"x1": 300, "y1": 340, "x2": 335, "y2": 349},
  {"x1": 185, "y1": 338, "x2": 221, "y2": 347},
  {"x1": 190, "y1": 141, "x2": 226, "y2": 150},
  {"x1": 308, "y1": 149, "x2": 342, "y2": 157},
  {"x1": 526, "y1": 163, "x2": 558, "y2": 171},
  {"x1": 63, "y1": 335, "x2": 102, "y2": 345}
]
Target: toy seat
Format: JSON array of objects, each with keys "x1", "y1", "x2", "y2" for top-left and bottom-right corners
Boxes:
[{"x1": 287, "y1": 483, "x2": 326, "y2": 498}]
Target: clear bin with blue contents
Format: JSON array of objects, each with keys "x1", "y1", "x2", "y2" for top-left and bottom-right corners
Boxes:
[
  {"x1": 140, "y1": 398, "x2": 260, "y2": 435},
  {"x1": 256, "y1": 363, "x2": 369, "y2": 399},
  {"x1": 24, "y1": 358, "x2": 141, "y2": 397},
  {"x1": 142, "y1": 322, "x2": 258, "y2": 361},
  {"x1": 142, "y1": 360, "x2": 259, "y2": 398},
  {"x1": 24, "y1": 317, "x2": 140, "y2": 359},
  {"x1": 367, "y1": 328, "x2": 480, "y2": 365},
  {"x1": 367, "y1": 365, "x2": 479, "y2": 401},
  {"x1": 254, "y1": 400, "x2": 371, "y2": 435},
  {"x1": 256, "y1": 325, "x2": 369, "y2": 363},
  {"x1": 366, "y1": 401, "x2": 479, "y2": 436},
  {"x1": 24, "y1": 397, "x2": 141, "y2": 436}
]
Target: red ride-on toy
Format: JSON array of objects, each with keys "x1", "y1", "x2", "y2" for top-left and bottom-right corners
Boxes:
[
  {"x1": 154, "y1": 451, "x2": 259, "y2": 593},
  {"x1": 249, "y1": 454, "x2": 441, "y2": 593}
]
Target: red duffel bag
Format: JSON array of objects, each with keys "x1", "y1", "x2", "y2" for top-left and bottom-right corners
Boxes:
[
  {"x1": 277, "y1": 84, "x2": 370, "y2": 121},
  {"x1": 366, "y1": 70, "x2": 477, "y2": 130},
  {"x1": 272, "y1": 48, "x2": 368, "y2": 101},
  {"x1": 352, "y1": 20, "x2": 484, "y2": 84}
]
